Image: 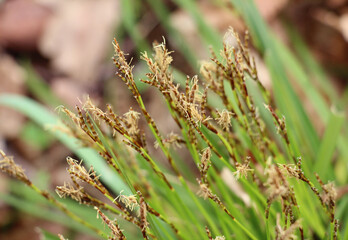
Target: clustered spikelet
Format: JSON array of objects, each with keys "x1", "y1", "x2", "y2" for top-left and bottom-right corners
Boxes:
[
  {"x1": 114, "y1": 190, "x2": 139, "y2": 211},
  {"x1": 112, "y1": 38, "x2": 134, "y2": 87},
  {"x1": 316, "y1": 173, "x2": 337, "y2": 221},
  {"x1": 141, "y1": 44, "x2": 212, "y2": 129},
  {"x1": 275, "y1": 214, "x2": 301, "y2": 240},
  {"x1": 215, "y1": 109, "x2": 233, "y2": 131},
  {"x1": 153, "y1": 38, "x2": 173, "y2": 72},
  {"x1": 197, "y1": 179, "x2": 235, "y2": 220},
  {"x1": 198, "y1": 147, "x2": 211, "y2": 183},
  {"x1": 233, "y1": 158, "x2": 254, "y2": 179},
  {"x1": 320, "y1": 181, "x2": 337, "y2": 206},
  {"x1": 264, "y1": 104, "x2": 289, "y2": 146},
  {"x1": 264, "y1": 163, "x2": 298, "y2": 221},
  {"x1": 56, "y1": 105, "x2": 80, "y2": 126},
  {"x1": 265, "y1": 164, "x2": 290, "y2": 199},
  {"x1": 0, "y1": 150, "x2": 107, "y2": 236},
  {"x1": 122, "y1": 107, "x2": 141, "y2": 135},
  {"x1": 278, "y1": 163, "x2": 301, "y2": 179},
  {"x1": 0, "y1": 150, "x2": 31, "y2": 185},
  {"x1": 82, "y1": 96, "x2": 105, "y2": 122},
  {"x1": 67, "y1": 157, "x2": 101, "y2": 185},
  {"x1": 95, "y1": 207, "x2": 126, "y2": 240},
  {"x1": 138, "y1": 191, "x2": 149, "y2": 239},
  {"x1": 197, "y1": 180, "x2": 214, "y2": 200},
  {"x1": 154, "y1": 132, "x2": 183, "y2": 149},
  {"x1": 56, "y1": 182, "x2": 85, "y2": 203}
]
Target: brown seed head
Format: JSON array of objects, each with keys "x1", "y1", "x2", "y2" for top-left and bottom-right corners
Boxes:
[
  {"x1": 123, "y1": 107, "x2": 141, "y2": 135},
  {"x1": 95, "y1": 207, "x2": 125, "y2": 239},
  {"x1": 197, "y1": 180, "x2": 214, "y2": 200},
  {"x1": 215, "y1": 109, "x2": 233, "y2": 131},
  {"x1": 275, "y1": 213, "x2": 301, "y2": 240},
  {"x1": 199, "y1": 147, "x2": 211, "y2": 174},
  {"x1": 233, "y1": 159, "x2": 254, "y2": 179},
  {"x1": 56, "y1": 182, "x2": 85, "y2": 203},
  {"x1": 0, "y1": 150, "x2": 31, "y2": 185},
  {"x1": 114, "y1": 190, "x2": 139, "y2": 211},
  {"x1": 321, "y1": 182, "x2": 337, "y2": 206}
]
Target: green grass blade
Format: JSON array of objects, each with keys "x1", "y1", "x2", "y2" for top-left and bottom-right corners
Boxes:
[
  {"x1": 23, "y1": 61, "x2": 63, "y2": 107},
  {"x1": 314, "y1": 109, "x2": 345, "y2": 181},
  {"x1": 265, "y1": 51, "x2": 320, "y2": 157},
  {"x1": 274, "y1": 38, "x2": 330, "y2": 124}
]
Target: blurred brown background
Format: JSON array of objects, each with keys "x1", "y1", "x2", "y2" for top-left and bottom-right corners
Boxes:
[{"x1": 0, "y1": 0, "x2": 347, "y2": 239}]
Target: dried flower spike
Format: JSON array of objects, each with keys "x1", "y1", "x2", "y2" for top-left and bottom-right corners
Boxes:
[
  {"x1": 114, "y1": 190, "x2": 139, "y2": 211},
  {"x1": 56, "y1": 182, "x2": 84, "y2": 203},
  {"x1": 321, "y1": 181, "x2": 337, "y2": 206},
  {"x1": 0, "y1": 150, "x2": 31, "y2": 185},
  {"x1": 199, "y1": 148, "x2": 211, "y2": 172},
  {"x1": 197, "y1": 180, "x2": 214, "y2": 200},
  {"x1": 138, "y1": 191, "x2": 149, "y2": 239},
  {"x1": 265, "y1": 165, "x2": 289, "y2": 200},
  {"x1": 123, "y1": 107, "x2": 141, "y2": 135},
  {"x1": 198, "y1": 147, "x2": 212, "y2": 184},
  {"x1": 67, "y1": 157, "x2": 99, "y2": 183},
  {"x1": 153, "y1": 37, "x2": 173, "y2": 71},
  {"x1": 154, "y1": 132, "x2": 183, "y2": 149},
  {"x1": 278, "y1": 164, "x2": 300, "y2": 179},
  {"x1": 275, "y1": 214, "x2": 301, "y2": 240},
  {"x1": 233, "y1": 158, "x2": 254, "y2": 179},
  {"x1": 95, "y1": 207, "x2": 125, "y2": 240}
]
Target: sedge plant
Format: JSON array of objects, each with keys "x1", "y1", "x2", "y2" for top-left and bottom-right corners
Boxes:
[{"x1": 0, "y1": 29, "x2": 342, "y2": 240}]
